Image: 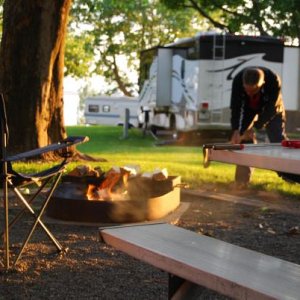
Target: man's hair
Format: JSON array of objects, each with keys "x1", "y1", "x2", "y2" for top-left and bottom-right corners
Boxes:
[{"x1": 242, "y1": 68, "x2": 265, "y2": 86}]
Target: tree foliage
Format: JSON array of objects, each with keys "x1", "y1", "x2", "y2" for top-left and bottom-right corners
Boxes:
[
  {"x1": 160, "y1": 0, "x2": 300, "y2": 43},
  {"x1": 64, "y1": 31, "x2": 95, "y2": 79},
  {"x1": 66, "y1": 0, "x2": 202, "y2": 96}
]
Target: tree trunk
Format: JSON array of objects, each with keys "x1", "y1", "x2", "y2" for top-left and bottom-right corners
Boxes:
[{"x1": 0, "y1": 0, "x2": 72, "y2": 158}]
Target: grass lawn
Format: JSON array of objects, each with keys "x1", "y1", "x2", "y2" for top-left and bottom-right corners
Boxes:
[{"x1": 15, "y1": 125, "x2": 300, "y2": 199}]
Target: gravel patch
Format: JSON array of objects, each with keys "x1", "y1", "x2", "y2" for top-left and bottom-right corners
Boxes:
[{"x1": 1, "y1": 190, "x2": 300, "y2": 299}]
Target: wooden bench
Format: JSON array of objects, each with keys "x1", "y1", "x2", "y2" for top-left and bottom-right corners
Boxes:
[{"x1": 99, "y1": 223, "x2": 300, "y2": 300}]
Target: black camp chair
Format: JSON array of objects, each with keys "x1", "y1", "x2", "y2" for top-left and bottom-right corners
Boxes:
[{"x1": 0, "y1": 93, "x2": 88, "y2": 270}]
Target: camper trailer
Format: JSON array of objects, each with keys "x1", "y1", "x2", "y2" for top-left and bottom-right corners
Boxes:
[
  {"x1": 84, "y1": 96, "x2": 140, "y2": 127},
  {"x1": 138, "y1": 32, "x2": 300, "y2": 133}
]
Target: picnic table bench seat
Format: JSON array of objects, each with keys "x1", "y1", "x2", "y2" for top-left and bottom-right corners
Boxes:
[{"x1": 99, "y1": 223, "x2": 300, "y2": 300}]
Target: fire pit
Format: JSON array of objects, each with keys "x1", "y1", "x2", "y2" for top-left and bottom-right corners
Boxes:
[{"x1": 46, "y1": 171, "x2": 181, "y2": 223}]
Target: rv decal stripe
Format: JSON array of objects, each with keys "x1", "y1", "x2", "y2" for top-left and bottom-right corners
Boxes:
[{"x1": 207, "y1": 56, "x2": 257, "y2": 80}]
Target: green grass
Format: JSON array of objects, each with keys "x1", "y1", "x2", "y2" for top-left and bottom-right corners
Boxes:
[{"x1": 14, "y1": 125, "x2": 300, "y2": 199}]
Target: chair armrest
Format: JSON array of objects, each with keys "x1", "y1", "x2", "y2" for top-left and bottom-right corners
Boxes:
[
  {"x1": 61, "y1": 136, "x2": 89, "y2": 145},
  {"x1": 4, "y1": 136, "x2": 89, "y2": 162}
]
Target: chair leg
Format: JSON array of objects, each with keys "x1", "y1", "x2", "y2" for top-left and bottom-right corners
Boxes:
[
  {"x1": 11, "y1": 182, "x2": 63, "y2": 250},
  {"x1": 1, "y1": 179, "x2": 50, "y2": 240},
  {"x1": 13, "y1": 172, "x2": 65, "y2": 266},
  {"x1": 2, "y1": 162, "x2": 10, "y2": 270}
]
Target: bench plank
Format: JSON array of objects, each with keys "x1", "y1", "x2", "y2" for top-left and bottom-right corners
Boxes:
[{"x1": 100, "y1": 223, "x2": 300, "y2": 300}]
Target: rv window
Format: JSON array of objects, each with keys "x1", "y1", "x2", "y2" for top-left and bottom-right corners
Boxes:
[
  {"x1": 88, "y1": 104, "x2": 99, "y2": 113},
  {"x1": 102, "y1": 105, "x2": 111, "y2": 113}
]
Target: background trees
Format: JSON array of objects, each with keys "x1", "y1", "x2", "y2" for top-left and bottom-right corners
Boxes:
[
  {"x1": 160, "y1": 0, "x2": 300, "y2": 43},
  {"x1": 66, "y1": 0, "x2": 299, "y2": 98},
  {"x1": 66, "y1": 0, "x2": 202, "y2": 96}
]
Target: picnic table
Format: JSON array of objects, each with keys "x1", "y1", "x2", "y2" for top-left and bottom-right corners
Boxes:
[{"x1": 203, "y1": 142, "x2": 300, "y2": 174}]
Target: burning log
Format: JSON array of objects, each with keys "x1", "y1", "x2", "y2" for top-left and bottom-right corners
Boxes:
[
  {"x1": 67, "y1": 164, "x2": 102, "y2": 177},
  {"x1": 86, "y1": 167, "x2": 131, "y2": 201},
  {"x1": 141, "y1": 168, "x2": 168, "y2": 181}
]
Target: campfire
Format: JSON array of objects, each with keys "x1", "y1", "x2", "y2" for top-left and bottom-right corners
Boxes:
[
  {"x1": 85, "y1": 166, "x2": 130, "y2": 201},
  {"x1": 67, "y1": 164, "x2": 169, "y2": 201},
  {"x1": 46, "y1": 164, "x2": 180, "y2": 223}
]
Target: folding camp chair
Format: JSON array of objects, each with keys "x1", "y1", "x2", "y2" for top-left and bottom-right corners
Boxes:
[{"x1": 0, "y1": 93, "x2": 88, "y2": 270}]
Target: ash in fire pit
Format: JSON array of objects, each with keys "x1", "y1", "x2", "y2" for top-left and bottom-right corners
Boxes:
[{"x1": 46, "y1": 165, "x2": 181, "y2": 223}]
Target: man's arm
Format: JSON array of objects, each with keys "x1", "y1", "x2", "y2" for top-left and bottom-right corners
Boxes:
[
  {"x1": 254, "y1": 71, "x2": 282, "y2": 129},
  {"x1": 230, "y1": 74, "x2": 243, "y2": 132}
]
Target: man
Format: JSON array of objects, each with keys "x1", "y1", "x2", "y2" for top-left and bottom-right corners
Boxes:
[{"x1": 230, "y1": 67, "x2": 287, "y2": 185}]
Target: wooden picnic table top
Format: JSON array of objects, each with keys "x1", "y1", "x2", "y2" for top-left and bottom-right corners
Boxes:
[
  {"x1": 204, "y1": 143, "x2": 300, "y2": 174},
  {"x1": 100, "y1": 223, "x2": 300, "y2": 300}
]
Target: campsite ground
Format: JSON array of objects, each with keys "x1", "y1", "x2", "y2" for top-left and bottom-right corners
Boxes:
[{"x1": 1, "y1": 187, "x2": 300, "y2": 299}]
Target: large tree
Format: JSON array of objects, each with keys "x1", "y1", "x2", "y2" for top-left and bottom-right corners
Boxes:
[{"x1": 0, "y1": 0, "x2": 72, "y2": 156}]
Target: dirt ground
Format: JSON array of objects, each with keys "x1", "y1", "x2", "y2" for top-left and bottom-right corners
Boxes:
[{"x1": 1, "y1": 187, "x2": 300, "y2": 299}]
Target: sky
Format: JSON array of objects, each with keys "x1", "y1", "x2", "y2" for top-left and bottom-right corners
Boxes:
[
  {"x1": 63, "y1": 61, "x2": 139, "y2": 125},
  {"x1": 63, "y1": 77, "x2": 81, "y2": 125},
  {"x1": 63, "y1": 75, "x2": 107, "y2": 125}
]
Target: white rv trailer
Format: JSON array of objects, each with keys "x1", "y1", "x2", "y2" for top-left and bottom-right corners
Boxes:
[
  {"x1": 84, "y1": 95, "x2": 140, "y2": 127},
  {"x1": 138, "y1": 32, "x2": 300, "y2": 133}
]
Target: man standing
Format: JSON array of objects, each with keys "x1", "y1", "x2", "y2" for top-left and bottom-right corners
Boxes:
[{"x1": 230, "y1": 67, "x2": 287, "y2": 185}]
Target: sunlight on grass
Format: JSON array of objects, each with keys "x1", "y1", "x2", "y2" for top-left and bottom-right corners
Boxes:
[{"x1": 13, "y1": 125, "x2": 300, "y2": 199}]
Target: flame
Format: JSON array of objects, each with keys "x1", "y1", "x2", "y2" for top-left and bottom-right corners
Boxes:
[{"x1": 86, "y1": 167, "x2": 130, "y2": 201}]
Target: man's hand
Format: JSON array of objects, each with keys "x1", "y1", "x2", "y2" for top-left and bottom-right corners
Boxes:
[
  {"x1": 230, "y1": 129, "x2": 256, "y2": 144},
  {"x1": 230, "y1": 130, "x2": 241, "y2": 144},
  {"x1": 241, "y1": 128, "x2": 256, "y2": 142}
]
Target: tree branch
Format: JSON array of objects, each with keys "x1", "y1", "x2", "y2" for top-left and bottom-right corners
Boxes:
[
  {"x1": 112, "y1": 54, "x2": 132, "y2": 97},
  {"x1": 251, "y1": 0, "x2": 269, "y2": 35},
  {"x1": 187, "y1": 0, "x2": 232, "y2": 33}
]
